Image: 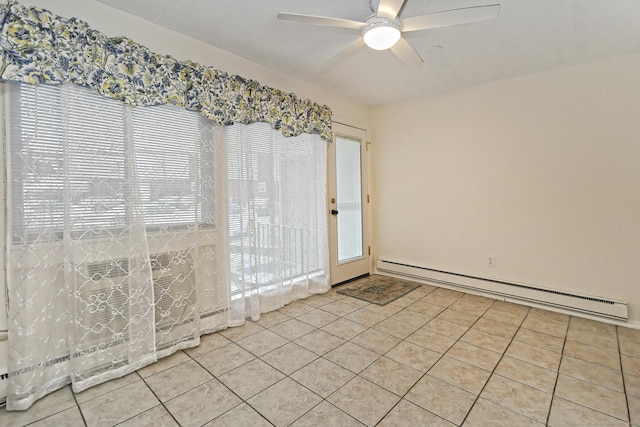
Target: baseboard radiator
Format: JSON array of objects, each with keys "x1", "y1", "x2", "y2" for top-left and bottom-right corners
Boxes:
[{"x1": 376, "y1": 259, "x2": 628, "y2": 321}]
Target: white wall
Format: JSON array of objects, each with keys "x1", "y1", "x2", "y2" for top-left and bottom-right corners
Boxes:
[
  {"x1": 30, "y1": 0, "x2": 370, "y2": 125},
  {"x1": 371, "y1": 52, "x2": 640, "y2": 324}
]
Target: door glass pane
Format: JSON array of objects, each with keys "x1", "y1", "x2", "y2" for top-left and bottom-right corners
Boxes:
[{"x1": 336, "y1": 137, "x2": 363, "y2": 262}]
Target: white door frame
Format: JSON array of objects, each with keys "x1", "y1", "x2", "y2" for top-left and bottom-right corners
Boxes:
[{"x1": 328, "y1": 121, "x2": 371, "y2": 285}]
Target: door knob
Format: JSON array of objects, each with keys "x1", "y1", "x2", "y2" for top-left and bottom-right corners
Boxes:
[{"x1": 331, "y1": 209, "x2": 339, "y2": 215}]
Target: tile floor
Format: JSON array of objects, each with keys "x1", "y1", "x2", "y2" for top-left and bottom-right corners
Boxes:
[{"x1": 3, "y1": 276, "x2": 640, "y2": 426}]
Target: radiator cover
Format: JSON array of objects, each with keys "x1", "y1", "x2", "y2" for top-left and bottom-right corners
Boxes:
[{"x1": 376, "y1": 259, "x2": 628, "y2": 320}]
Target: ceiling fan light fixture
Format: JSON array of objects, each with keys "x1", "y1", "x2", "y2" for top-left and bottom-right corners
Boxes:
[{"x1": 362, "y1": 20, "x2": 402, "y2": 50}]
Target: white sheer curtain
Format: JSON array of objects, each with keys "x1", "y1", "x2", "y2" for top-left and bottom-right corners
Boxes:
[
  {"x1": 4, "y1": 82, "x2": 329, "y2": 410},
  {"x1": 223, "y1": 123, "x2": 329, "y2": 325}
]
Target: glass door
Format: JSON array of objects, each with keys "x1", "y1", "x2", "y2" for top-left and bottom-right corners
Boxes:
[{"x1": 328, "y1": 123, "x2": 370, "y2": 285}]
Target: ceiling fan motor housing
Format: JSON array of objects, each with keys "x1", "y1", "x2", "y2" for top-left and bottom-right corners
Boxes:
[{"x1": 362, "y1": 16, "x2": 403, "y2": 50}]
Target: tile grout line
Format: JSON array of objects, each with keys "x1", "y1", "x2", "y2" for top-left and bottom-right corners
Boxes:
[
  {"x1": 376, "y1": 296, "x2": 470, "y2": 424},
  {"x1": 617, "y1": 324, "x2": 632, "y2": 425},
  {"x1": 454, "y1": 299, "x2": 525, "y2": 426},
  {"x1": 70, "y1": 385, "x2": 89, "y2": 427},
  {"x1": 543, "y1": 313, "x2": 571, "y2": 427},
  {"x1": 186, "y1": 336, "x2": 276, "y2": 426},
  {"x1": 414, "y1": 296, "x2": 488, "y2": 424},
  {"x1": 195, "y1": 296, "x2": 370, "y2": 426},
  {"x1": 555, "y1": 318, "x2": 631, "y2": 424},
  {"x1": 372, "y1": 291, "x2": 520, "y2": 425},
  {"x1": 137, "y1": 375, "x2": 183, "y2": 427},
  {"x1": 327, "y1": 291, "x2": 422, "y2": 425},
  {"x1": 367, "y1": 291, "x2": 492, "y2": 425},
  {"x1": 149, "y1": 337, "x2": 256, "y2": 425},
  {"x1": 262, "y1": 294, "x2": 372, "y2": 426},
  {"x1": 285, "y1": 287, "x2": 430, "y2": 426},
  {"x1": 218, "y1": 292, "x2": 469, "y2": 426}
]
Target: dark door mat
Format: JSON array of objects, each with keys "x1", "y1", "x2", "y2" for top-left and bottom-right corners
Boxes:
[{"x1": 337, "y1": 275, "x2": 421, "y2": 306}]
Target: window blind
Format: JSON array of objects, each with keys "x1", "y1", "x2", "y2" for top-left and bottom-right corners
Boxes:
[{"x1": 8, "y1": 83, "x2": 215, "y2": 243}]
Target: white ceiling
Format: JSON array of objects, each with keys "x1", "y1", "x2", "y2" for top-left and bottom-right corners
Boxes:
[{"x1": 96, "y1": 0, "x2": 640, "y2": 106}]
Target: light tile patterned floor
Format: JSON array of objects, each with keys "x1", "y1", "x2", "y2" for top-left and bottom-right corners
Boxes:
[{"x1": 3, "y1": 275, "x2": 640, "y2": 426}]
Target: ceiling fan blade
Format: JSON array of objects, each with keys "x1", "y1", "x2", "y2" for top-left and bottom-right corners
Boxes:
[
  {"x1": 402, "y1": 4, "x2": 501, "y2": 33},
  {"x1": 376, "y1": 0, "x2": 406, "y2": 19},
  {"x1": 319, "y1": 38, "x2": 365, "y2": 70},
  {"x1": 390, "y1": 37, "x2": 423, "y2": 66},
  {"x1": 277, "y1": 13, "x2": 365, "y2": 30}
]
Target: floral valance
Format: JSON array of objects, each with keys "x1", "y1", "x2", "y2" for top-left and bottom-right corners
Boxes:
[{"x1": 0, "y1": 1, "x2": 333, "y2": 142}]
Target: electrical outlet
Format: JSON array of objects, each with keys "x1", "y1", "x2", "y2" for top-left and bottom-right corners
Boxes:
[{"x1": 487, "y1": 256, "x2": 496, "y2": 267}]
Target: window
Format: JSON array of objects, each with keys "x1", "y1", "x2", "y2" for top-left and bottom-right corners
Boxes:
[
  {"x1": 133, "y1": 105, "x2": 216, "y2": 231},
  {"x1": 7, "y1": 83, "x2": 215, "y2": 243}
]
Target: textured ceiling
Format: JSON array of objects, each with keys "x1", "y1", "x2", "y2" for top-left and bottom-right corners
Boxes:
[{"x1": 96, "y1": 0, "x2": 640, "y2": 106}]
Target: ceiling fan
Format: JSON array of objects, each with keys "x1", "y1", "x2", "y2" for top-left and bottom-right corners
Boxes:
[{"x1": 277, "y1": 0, "x2": 500, "y2": 68}]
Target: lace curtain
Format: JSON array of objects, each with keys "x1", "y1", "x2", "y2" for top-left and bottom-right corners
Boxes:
[
  {"x1": 224, "y1": 123, "x2": 329, "y2": 325},
  {"x1": 4, "y1": 82, "x2": 329, "y2": 410}
]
